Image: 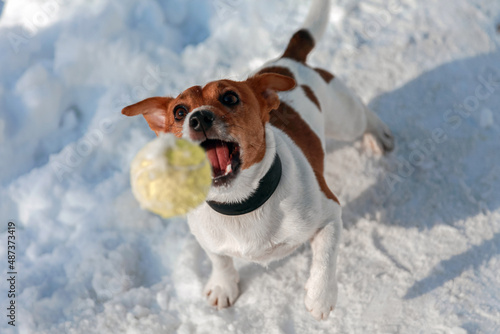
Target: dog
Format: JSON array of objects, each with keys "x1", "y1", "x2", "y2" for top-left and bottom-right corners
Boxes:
[{"x1": 122, "y1": 0, "x2": 394, "y2": 320}]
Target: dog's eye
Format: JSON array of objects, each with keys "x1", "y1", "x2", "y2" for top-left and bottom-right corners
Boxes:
[
  {"x1": 221, "y1": 91, "x2": 239, "y2": 106},
  {"x1": 174, "y1": 105, "x2": 188, "y2": 121}
]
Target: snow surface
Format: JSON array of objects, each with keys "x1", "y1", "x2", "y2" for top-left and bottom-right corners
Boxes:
[{"x1": 1, "y1": 0, "x2": 500, "y2": 333}]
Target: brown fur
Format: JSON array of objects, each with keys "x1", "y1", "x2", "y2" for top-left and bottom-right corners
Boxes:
[
  {"x1": 256, "y1": 69, "x2": 321, "y2": 111},
  {"x1": 270, "y1": 102, "x2": 340, "y2": 204},
  {"x1": 314, "y1": 68, "x2": 334, "y2": 83},
  {"x1": 256, "y1": 66, "x2": 295, "y2": 81},
  {"x1": 282, "y1": 29, "x2": 315, "y2": 63},
  {"x1": 122, "y1": 96, "x2": 173, "y2": 135},
  {"x1": 301, "y1": 84, "x2": 321, "y2": 111}
]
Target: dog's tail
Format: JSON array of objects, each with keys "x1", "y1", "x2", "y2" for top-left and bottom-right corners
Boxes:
[{"x1": 282, "y1": 0, "x2": 331, "y2": 63}]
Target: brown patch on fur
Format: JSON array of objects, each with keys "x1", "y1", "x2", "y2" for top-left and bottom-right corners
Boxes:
[
  {"x1": 256, "y1": 67, "x2": 295, "y2": 81},
  {"x1": 270, "y1": 102, "x2": 340, "y2": 204},
  {"x1": 282, "y1": 29, "x2": 315, "y2": 63},
  {"x1": 239, "y1": 74, "x2": 295, "y2": 169},
  {"x1": 122, "y1": 96, "x2": 173, "y2": 135},
  {"x1": 301, "y1": 84, "x2": 321, "y2": 111},
  {"x1": 314, "y1": 68, "x2": 334, "y2": 83},
  {"x1": 226, "y1": 97, "x2": 267, "y2": 169}
]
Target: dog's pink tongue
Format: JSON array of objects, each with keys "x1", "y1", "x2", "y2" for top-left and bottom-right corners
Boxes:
[{"x1": 205, "y1": 141, "x2": 230, "y2": 176}]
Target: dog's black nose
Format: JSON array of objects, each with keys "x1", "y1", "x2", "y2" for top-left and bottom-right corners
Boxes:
[{"x1": 189, "y1": 110, "x2": 214, "y2": 132}]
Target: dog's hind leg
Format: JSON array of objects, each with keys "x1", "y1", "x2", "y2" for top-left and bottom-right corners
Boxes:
[
  {"x1": 363, "y1": 104, "x2": 395, "y2": 153},
  {"x1": 321, "y1": 74, "x2": 394, "y2": 153}
]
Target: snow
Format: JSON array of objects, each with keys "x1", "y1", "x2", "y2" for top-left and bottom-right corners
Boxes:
[{"x1": 1, "y1": 0, "x2": 500, "y2": 333}]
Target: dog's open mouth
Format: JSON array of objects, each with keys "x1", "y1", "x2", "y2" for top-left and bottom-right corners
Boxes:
[{"x1": 200, "y1": 139, "x2": 241, "y2": 186}]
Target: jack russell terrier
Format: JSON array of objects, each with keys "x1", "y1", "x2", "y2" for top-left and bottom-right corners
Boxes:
[{"x1": 122, "y1": 0, "x2": 394, "y2": 320}]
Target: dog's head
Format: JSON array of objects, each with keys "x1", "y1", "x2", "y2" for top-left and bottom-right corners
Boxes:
[{"x1": 122, "y1": 73, "x2": 295, "y2": 186}]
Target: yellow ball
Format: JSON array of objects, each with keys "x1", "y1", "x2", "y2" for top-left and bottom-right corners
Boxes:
[{"x1": 130, "y1": 134, "x2": 211, "y2": 218}]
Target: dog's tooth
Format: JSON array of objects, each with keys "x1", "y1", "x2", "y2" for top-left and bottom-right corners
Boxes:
[{"x1": 224, "y1": 163, "x2": 232, "y2": 176}]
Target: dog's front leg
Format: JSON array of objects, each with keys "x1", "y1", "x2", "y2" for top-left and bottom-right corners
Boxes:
[
  {"x1": 305, "y1": 218, "x2": 342, "y2": 320},
  {"x1": 203, "y1": 252, "x2": 240, "y2": 310}
]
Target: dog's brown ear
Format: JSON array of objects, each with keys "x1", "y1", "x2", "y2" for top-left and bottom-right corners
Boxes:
[
  {"x1": 122, "y1": 97, "x2": 173, "y2": 134},
  {"x1": 246, "y1": 73, "x2": 296, "y2": 112}
]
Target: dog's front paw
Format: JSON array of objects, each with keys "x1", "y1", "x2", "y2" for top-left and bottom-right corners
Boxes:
[
  {"x1": 203, "y1": 273, "x2": 239, "y2": 310},
  {"x1": 304, "y1": 277, "x2": 338, "y2": 321}
]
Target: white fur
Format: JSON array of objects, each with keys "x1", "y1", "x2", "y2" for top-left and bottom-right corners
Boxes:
[
  {"x1": 183, "y1": 0, "x2": 393, "y2": 321},
  {"x1": 188, "y1": 124, "x2": 342, "y2": 320},
  {"x1": 188, "y1": 125, "x2": 335, "y2": 264}
]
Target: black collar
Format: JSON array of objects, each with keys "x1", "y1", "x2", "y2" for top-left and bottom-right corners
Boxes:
[{"x1": 206, "y1": 154, "x2": 282, "y2": 216}]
